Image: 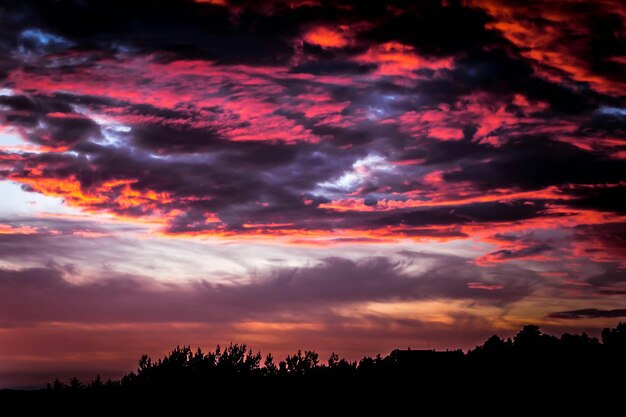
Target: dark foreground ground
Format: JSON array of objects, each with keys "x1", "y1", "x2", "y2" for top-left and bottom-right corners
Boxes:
[{"x1": 2, "y1": 324, "x2": 625, "y2": 411}]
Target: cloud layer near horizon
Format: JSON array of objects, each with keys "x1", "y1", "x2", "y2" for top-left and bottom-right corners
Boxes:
[{"x1": 0, "y1": 0, "x2": 625, "y2": 387}]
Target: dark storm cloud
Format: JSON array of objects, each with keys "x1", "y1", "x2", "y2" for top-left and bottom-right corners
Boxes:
[
  {"x1": 454, "y1": 53, "x2": 602, "y2": 115},
  {"x1": 0, "y1": 0, "x2": 624, "y2": 238},
  {"x1": 443, "y1": 137, "x2": 626, "y2": 190},
  {"x1": 565, "y1": 185, "x2": 626, "y2": 215},
  {"x1": 582, "y1": 110, "x2": 626, "y2": 134},
  {"x1": 131, "y1": 124, "x2": 224, "y2": 154},
  {"x1": 412, "y1": 49, "x2": 601, "y2": 114},
  {"x1": 291, "y1": 59, "x2": 376, "y2": 76},
  {"x1": 0, "y1": 93, "x2": 101, "y2": 147},
  {"x1": 361, "y1": 0, "x2": 499, "y2": 56},
  {"x1": 357, "y1": 200, "x2": 554, "y2": 230},
  {"x1": 71, "y1": 139, "x2": 562, "y2": 231},
  {"x1": 548, "y1": 309, "x2": 626, "y2": 319},
  {"x1": 3, "y1": 0, "x2": 498, "y2": 61},
  {"x1": 0, "y1": 94, "x2": 72, "y2": 114},
  {"x1": 486, "y1": 244, "x2": 552, "y2": 260},
  {"x1": 3, "y1": 0, "x2": 339, "y2": 65},
  {"x1": 587, "y1": 267, "x2": 626, "y2": 287},
  {"x1": 30, "y1": 114, "x2": 101, "y2": 148}
]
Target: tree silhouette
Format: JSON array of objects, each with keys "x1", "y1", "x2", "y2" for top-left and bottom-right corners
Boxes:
[
  {"x1": 264, "y1": 353, "x2": 278, "y2": 376},
  {"x1": 3, "y1": 322, "x2": 625, "y2": 407},
  {"x1": 602, "y1": 322, "x2": 626, "y2": 349}
]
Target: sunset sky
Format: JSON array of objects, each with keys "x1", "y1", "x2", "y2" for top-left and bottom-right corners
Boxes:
[{"x1": 1, "y1": 0, "x2": 625, "y2": 387}]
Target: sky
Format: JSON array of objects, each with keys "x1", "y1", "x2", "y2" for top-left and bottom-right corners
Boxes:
[{"x1": 0, "y1": 0, "x2": 625, "y2": 387}]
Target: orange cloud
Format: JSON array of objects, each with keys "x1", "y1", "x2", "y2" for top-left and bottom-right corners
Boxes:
[
  {"x1": 0, "y1": 224, "x2": 39, "y2": 235},
  {"x1": 357, "y1": 42, "x2": 454, "y2": 78},
  {"x1": 303, "y1": 26, "x2": 349, "y2": 48},
  {"x1": 6, "y1": 170, "x2": 177, "y2": 225},
  {"x1": 469, "y1": 0, "x2": 626, "y2": 96},
  {"x1": 14, "y1": 176, "x2": 107, "y2": 206}
]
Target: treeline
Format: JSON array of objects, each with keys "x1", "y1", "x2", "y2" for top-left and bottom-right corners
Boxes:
[{"x1": 43, "y1": 322, "x2": 626, "y2": 392}]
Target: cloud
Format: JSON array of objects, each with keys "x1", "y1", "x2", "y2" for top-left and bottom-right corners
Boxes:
[
  {"x1": 0, "y1": 0, "x2": 624, "y2": 388},
  {"x1": 477, "y1": 243, "x2": 553, "y2": 264},
  {"x1": 469, "y1": 0, "x2": 626, "y2": 96},
  {"x1": 443, "y1": 137, "x2": 626, "y2": 191},
  {"x1": 0, "y1": 0, "x2": 622, "y2": 245},
  {"x1": 548, "y1": 308, "x2": 626, "y2": 319},
  {"x1": 0, "y1": 254, "x2": 540, "y2": 328},
  {"x1": 587, "y1": 267, "x2": 626, "y2": 287},
  {"x1": 0, "y1": 251, "x2": 542, "y2": 387},
  {"x1": 572, "y1": 223, "x2": 626, "y2": 266},
  {"x1": 304, "y1": 27, "x2": 350, "y2": 49}
]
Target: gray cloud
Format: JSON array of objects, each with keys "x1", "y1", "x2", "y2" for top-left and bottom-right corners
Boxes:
[
  {"x1": 0, "y1": 254, "x2": 540, "y2": 327},
  {"x1": 548, "y1": 308, "x2": 626, "y2": 319}
]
